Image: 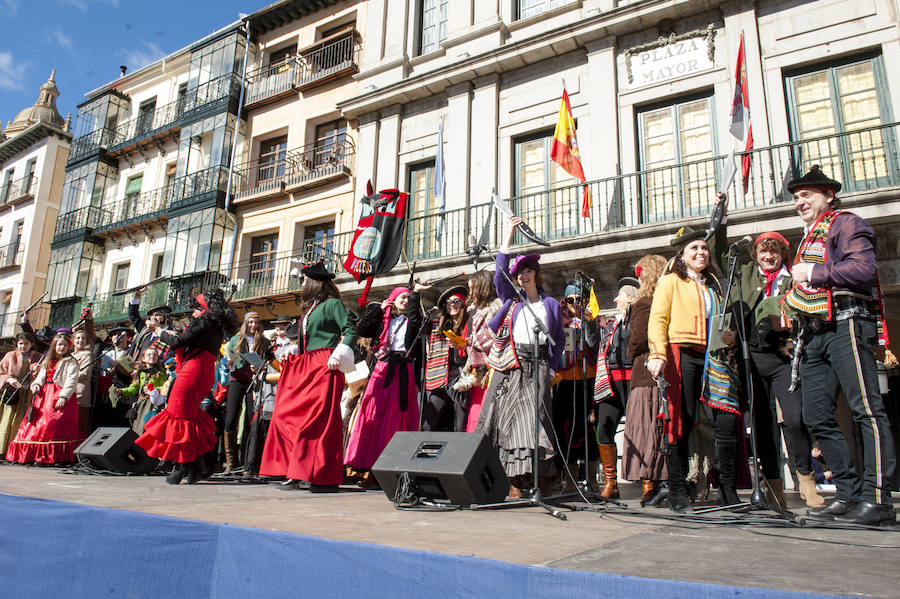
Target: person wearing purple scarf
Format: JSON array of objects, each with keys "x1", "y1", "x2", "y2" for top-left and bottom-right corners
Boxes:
[{"x1": 477, "y1": 216, "x2": 566, "y2": 498}]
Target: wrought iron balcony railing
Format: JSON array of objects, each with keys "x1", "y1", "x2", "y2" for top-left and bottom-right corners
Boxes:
[
  {"x1": 68, "y1": 127, "x2": 117, "y2": 164},
  {"x1": 67, "y1": 73, "x2": 243, "y2": 164},
  {"x1": 0, "y1": 241, "x2": 24, "y2": 269},
  {"x1": 169, "y1": 165, "x2": 231, "y2": 211},
  {"x1": 204, "y1": 232, "x2": 354, "y2": 302},
  {"x1": 96, "y1": 184, "x2": 172, "y2": 234},
  {"x1": 106, "y1": 97, "x2": 186, "y2": 154},
  {"x1": 245, "y1": 31, "x2": 361, "y2": 108},
  {"x1": 245, "y1": 55, "x2": 300, "y2": 107},
  {"x1": 296, "y1": 31, "x2": 360, "y2": 90},
  {"x1": 71, "y1": 279, "x2": 169, "y2": 324},
  {"x1": 54, "y1": 204, "x2": 104, "y2": 239},
  {"x1": 231, "y1": 137, "x2": 355, "y2": 200},
  {"x1": 0, "y1": 174, "x2": 37, "y2": 205}
]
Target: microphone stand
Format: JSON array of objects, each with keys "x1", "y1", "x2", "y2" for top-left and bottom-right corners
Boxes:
[
  {"x1": 546, "y1": 275, "x2": 624, "y2": 508},
  {"x1": 405, "y1": 305, "x2": 437, "y2": 432},
  {"x1": 694, "y1": 242, "x2": 770, "y2": 514},
  {"x1": 469, "y1": 247, "x2": 567, "y2": 520}
]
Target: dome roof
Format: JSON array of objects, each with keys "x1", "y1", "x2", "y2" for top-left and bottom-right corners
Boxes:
[{"x1": 5, "y1": 70, "x2": 66, "y2": 137}]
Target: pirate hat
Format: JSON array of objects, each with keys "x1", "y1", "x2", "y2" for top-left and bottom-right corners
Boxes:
[{"x1": 786, "y1": 165, "x2": 842, "y2": 194}]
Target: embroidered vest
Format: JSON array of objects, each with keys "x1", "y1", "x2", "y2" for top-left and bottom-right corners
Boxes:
[{"x1": 783, "y1": 210, "x2": 840, "y2": 320}]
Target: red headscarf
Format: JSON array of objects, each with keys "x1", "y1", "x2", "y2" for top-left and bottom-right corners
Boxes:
[{"x1": 377, "y1": 287, "x2": 410, "y2": 350}]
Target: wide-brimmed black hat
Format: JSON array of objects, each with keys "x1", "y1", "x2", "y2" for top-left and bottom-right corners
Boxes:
[
  {"x1": 302, "y1": 261, "x2": 335, "y2": 281},
  {"x1": 437, "y1": 285, "x2": 468, "y2": 310},
  {"x1": 669, "y1": 226, "x2": 706, "y2": 249},
  {"x1": 786, "y1": 165, "x2": 842, "y2": 194},
  {"x1": 271, "y1": 317, "x2": 292, "y2": 326},
  {"x1": 147, "y1": 305, "x2": 172, "y2": 317}
]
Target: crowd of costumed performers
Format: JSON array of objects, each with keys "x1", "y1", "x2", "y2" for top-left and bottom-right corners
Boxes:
[{"x1": 0, "y1": 166, "x2": 896, "y2": 524}]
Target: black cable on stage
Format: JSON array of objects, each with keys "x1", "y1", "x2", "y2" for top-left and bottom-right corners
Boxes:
[{"x1": 739, "y1": 526, "x2": 900, "y2": 548}]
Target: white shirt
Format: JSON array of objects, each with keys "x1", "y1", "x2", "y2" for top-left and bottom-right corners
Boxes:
[
  {"x1": 513, "y1": 300, "x2": 549, "y2": 346},
  {"x1": 388, "y1": 316, "x2": 409, "y2": 352},
  {"x1": 758, "y1": 265, "x2": 791, "y2": 298}
]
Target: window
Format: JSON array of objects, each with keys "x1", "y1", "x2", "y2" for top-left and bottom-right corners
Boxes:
[
  {"x1": 269, "y1": 45, "x2": 297, "y2": 72},
  {"x1": 258, "y1": 135, "x2": 287, "y2": 184},
  {"x1": 301, "y1": 220, "x2": 336, "y2": 268},
  {"x1": 514, "y1": 132, "x2": 580, "y2": 239},
  {"x1": 637, "y1": 95, "x2": 716, "y2": 222},
  {"x1": 786, "y1": 54, "x2": 896, "y2": 191},
  {"x1": 175, "y1": 83, "x2": 188, "y2": 117},
  {"x1": 518, "y1": 0, "x2": 570, "y2": 19},
  {"x1": 419, "y1": 0, "x2": 448, "y2": 55},
  {"x1": 249, "y1": 233, "x2": 278, "y2": 288},
  {"x1": 162, "y1": 207, "x2": 232, "y2": 277},
  {"x1": 0, "y1": 169, "x2": 13, "y2": 203},
  {"x1": 46, "y1": 241, "x2": 104, "y2": 300},
  {"x1": 137, "y1": 97, "x2": 157, "y2": 135},
  {"x1": 407, "y1": 162, "x2": 440, "y2": 259},
  {"x1": 121, "y1": 173, "x2": 143, "y2": 221},
  {"x1": 314, "y1": 120, "x2": 347, "y2": 169},
  {"x1": 20, "y1": 158, "x2": 36, "y2": 197},
  {"x1": 152, "y1": 254, "x2": 165, "y2": 279},
  {"x1": 11, "y1": 221, "x2": 23, "y2": 263},
  {"x1": 113, "y1": 263, "x2": 130, "y2": 291}
]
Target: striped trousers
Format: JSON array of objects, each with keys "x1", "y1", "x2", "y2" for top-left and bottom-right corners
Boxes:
[{"x1": 800, "y1": 318, "x2": 896, "y2": 505}]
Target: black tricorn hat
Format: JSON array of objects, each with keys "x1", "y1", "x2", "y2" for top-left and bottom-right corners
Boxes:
[
  {"x1": 301, "y1": 261, "x2": 335, "y2": 281},
  {"x1": 437, "y1": 285, "x2": 468, "y2": 310},
  {"x1": 669, "y1": 226, "x2": 706, "y2": 249},
  {"x1": 786, "y1": 164, "x2": 842, "y2": 194},
  {"x1": 34, "y1": 325, "x2": 55, "y2": 343}
]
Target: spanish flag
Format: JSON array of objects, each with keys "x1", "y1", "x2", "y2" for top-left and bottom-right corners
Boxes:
[{"x1": 550, "y1": 88, "x2": 591, "y2": 218}]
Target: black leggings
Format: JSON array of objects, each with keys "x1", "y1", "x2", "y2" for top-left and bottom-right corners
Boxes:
[
  {"x1": 224, "y1": 379, "x2": 251, "y2": 433},
  {"x1": 594, "y1": 378, "x2": 629, "y2": 445},
  {"x1": 750, "y1": 351, "x2": 814, "y2": 478},
  {"x1": 422, "y1": 389, "x2": 468, "y2": 432},
  {"x1": 667, "y1": 347, "x2": 740, "y2": 492}
]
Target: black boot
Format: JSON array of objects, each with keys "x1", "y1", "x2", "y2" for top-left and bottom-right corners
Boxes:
[
  {"x1": 716, "y1": 439, "x2": 741, "y2": 507},
  {"x1": 166, "y1": 464, "x2": 186, "y2": 485},
  {"x1": 665, "y1": 444, "x2": 693, "y2": 513},
  {"x1": 643, "y1": 482, "x2": 669, "y2": 508}
]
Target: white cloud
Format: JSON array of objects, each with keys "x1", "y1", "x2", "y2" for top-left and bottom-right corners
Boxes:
[
  {"x1": 46, "y1": 27, "x2": 75, "y2": 52},
  {"x1": 122, "y1": 40, "x2": 166, "y2": 71},
  {"x1": 0, "y1": 50, "x2": 28, "y2": 91}
]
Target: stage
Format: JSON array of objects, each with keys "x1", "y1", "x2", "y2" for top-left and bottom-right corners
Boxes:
[{"x1": 1, "y1": 462, "x2": 896, "y2": 598}]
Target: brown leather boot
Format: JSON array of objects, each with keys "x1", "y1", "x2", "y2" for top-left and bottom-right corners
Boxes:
[
  {"x1": 796, "y1": 472, "x2": 825, "y2": 507},
  {"x1": 598, "y1": 444, "x2": 620, "y2": 499},
  {"x1": 641, "y1": 479, "x2": 655, "y2": 504},
  {"x1": 508, "y1": 476, "x2": 525, "y2": 499},
  {"x1": 223, "y1": 431, "x2": 238, "y2": 474}
]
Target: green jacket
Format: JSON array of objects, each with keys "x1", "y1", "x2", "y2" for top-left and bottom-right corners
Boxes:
[
  {"x1": 300, "y1": 298, "x2": 358, "y2": 352},
  {"x1": 120, "y1": 367, "x2": 169, "y2": 399}
]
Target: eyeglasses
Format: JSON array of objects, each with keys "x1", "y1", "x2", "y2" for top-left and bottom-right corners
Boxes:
[
  {"x1": 563, "y1": 296, "x2": 579, "y2": 304},
  {"x1": 446, "y1": 299, "x2": 464, "y2": 306}
]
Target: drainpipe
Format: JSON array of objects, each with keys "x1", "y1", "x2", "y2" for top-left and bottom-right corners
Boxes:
[{"x1": 222, "y1": 18, "x2": 251, "y2": 277}]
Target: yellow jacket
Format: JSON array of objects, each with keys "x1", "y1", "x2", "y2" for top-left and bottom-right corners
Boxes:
[{"x1": 648, "y1": 273, "x2": 711, "y2": 361}]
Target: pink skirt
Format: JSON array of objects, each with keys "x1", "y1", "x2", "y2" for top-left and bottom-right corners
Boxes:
[{"x1": 344, "y1": 359, "x2": 419, "y2": 470}]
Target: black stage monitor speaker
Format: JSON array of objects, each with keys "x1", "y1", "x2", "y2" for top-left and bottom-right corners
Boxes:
[
  {"x1": 372, "y1": 432, "x2": 508, "y2": 507},
  {"x1": 75, "y1": 427, "x2": 158, "y2": 475}
]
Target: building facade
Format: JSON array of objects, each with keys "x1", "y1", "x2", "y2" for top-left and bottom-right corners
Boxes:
[
  {"x1": 46, "y1": 0, "x2": 900, "y2": 332},
  {"x1": 0, "y1": 71, "x2": 71, "y2": 345},
  {"x1": 334, "y1": 0, "x2": 900, "y2": 329}
]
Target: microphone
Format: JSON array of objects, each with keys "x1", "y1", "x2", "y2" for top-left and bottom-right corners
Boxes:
[
  {"x1": 465, "y1": 233, "x2": 486, "y2": 268},
  {"x1": 575, "y1": 271, "x2": 595, "y2": 285},
  {"x1": 425, "y1": 305, "x2": 440, "y2": 315},
  {"x1": 730, "y1": 235, "x2": 753, "y2": 248}
]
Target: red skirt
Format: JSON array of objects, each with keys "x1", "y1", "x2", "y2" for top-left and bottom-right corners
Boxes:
[
  {"x1": 6, "y1": 382, "x2": 83, "y2": 464},
  {"x1": 136, "y1": 349, "x2": 217, "y2": 463},
  {"x1": 260, "y1": 348, "x2": 345, "y2": 485}
]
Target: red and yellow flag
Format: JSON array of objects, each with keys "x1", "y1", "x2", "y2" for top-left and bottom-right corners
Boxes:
[{"x1": 551, "y1": 89, "x2": 591, "y2": 218}]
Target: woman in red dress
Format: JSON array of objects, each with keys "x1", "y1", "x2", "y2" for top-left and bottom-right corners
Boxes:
[
  {"x1": 136, "y1": 289, "x2": 238, "y2": 484},
  {"x1": 6, "y1": 331, "x2": 84, "y2": 464}
]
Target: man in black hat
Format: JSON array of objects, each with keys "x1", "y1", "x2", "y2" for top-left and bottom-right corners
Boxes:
[
  {"x1": 128, "y1": 286, "x2": 174, "y2": 361},
  {"x1": 785, "y1": 165, "x2": 896, "y2": 526}
]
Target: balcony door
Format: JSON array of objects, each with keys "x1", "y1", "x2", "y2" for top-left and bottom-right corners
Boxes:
[
  {"x1": 249, "y1": 233, "x2": 278, "y2": 289},
  {"x1": 786, "y1": 54, "x2": 896, "y2": 192},
  {"x1": 257, "y1": 136, "x2": 287, "y2": 187},
  {"x1": 637, "y1": 95, "x2": 716, "y2": 222}
]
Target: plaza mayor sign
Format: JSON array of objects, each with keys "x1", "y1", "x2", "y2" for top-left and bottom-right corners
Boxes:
[{"x1": 625, "y1": 25, "x2": 716, "y2": 87}]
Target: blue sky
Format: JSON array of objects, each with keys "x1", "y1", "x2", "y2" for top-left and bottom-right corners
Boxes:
[{"x1": 0, "y1": 0, "x2": 272, "y2": 130}]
